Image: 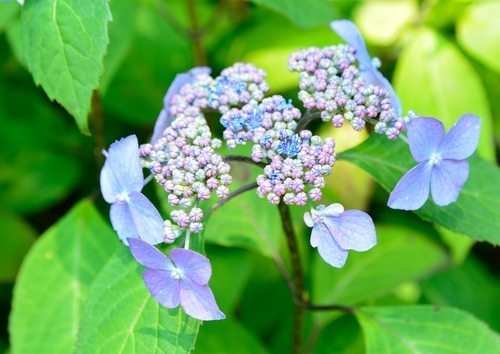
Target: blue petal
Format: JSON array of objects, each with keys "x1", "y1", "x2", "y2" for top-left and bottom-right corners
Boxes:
[
  {"x1": 128, "y1": 238, "x2": 172, "y2": 270},
  {"x1": 170, "y1": 248, "x2": 211, "y2": 286},
  {"x1": 430, "y1": 159, "x2": 469, "y2": 206},
  {"x1": 180, "y1": 277, "x2": 225, "y2": 321},
  {"x1": 439, "y1": 114, "x2": 481, "y2": 160},
  {"x1": 323, "y1": 210, "x2": 376, "y2": 252},
  {"x1": 388, "y1": 162, "x2": 432, "y2": 210},
  {"x1": 330, "y1": 20, "x2": 401, "y2": 114},
  {"x1": 100, "y1": 135, "x2": 144, "y2": 203},
  {"x1": 330, "y1": 20, "x2": 371, "y2": 68},
  {"x1": 151, "y1": 67, "x2": 211, "y2": 143},
  {"x1": 110, "y1": 192, "x2": 164, "y2": 245},
  {"x1": 143, "y1": 269, "x2": 181, "y2": 309},
  {"x1": 407, "y1": 118, "x2": 445, "y2": 162},
  {"x1": 310, "y1": 224, "x2": 348, "y2": 268}
]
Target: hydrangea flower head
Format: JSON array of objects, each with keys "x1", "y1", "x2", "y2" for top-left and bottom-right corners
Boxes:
[
  {"x1": 304, "y1": 203, "x2": 376, "y2": 268},
  {"x1": 151, "y1": 67, "x2": 212, "y2": 144},
  {"x1": 330, "y1": 19, "x2": 401, "y2": 114},
  {"x1": 100, "y1": 135, "x2": 164, "y2": 245},
  {"x1": 388, "y1": 114, "x2": 480, "y2": 210},
  {"x1": 128, "y1": 238, "x2": 225, "y2": 321}
]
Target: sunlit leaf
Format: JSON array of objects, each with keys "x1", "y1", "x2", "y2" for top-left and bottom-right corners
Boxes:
[
  {"x1": 356, "y1": 306, "x2": 500, "y2": 353},
  {"x1": 21, "y1": 0, "x2": 111, "y2": 134},
  {"x1": 340, "y1": 135, "x2": 500, "y2": 245},
  {"x1": 457, "y1": 2, "x2": 500, "y2": 74},
  {"x1": 76, "y1": 245, "x2": 200, "y2": 353},
  {"x1": 205, "y1": 189, "x2": 282, "y2": 258},
  {"x1": 421, "y1": 256, "x2": 500, "y2": 332},
  {"x1": 393, "y1": 27, "x2": 494, "y2": 160},
  {"x1": 312, "y1": 224, "x2": 447, "y2": 324},
  {"x1": 9, "y1": 200, "x2": 120, "y2": 354}
]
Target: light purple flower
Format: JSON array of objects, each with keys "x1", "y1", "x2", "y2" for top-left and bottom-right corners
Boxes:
[
  {"x1": 388, "y1": 114, "x2": 480, "y2": 210},
  {"x1": 304, "y1": 203, "x2": 376, "y2": 268},
  {"x1": 151, "y1": 67, "x2": 212, "y2": 143},
  {"x1": 128, "y1": 238, "x2": 225, "y2": 321},
  {"x1": 330, "y1": 20, "x2": 401, "y2": 114},
  {"x1": 100, "y1": 135, "x2": 164, "y2": 245}
]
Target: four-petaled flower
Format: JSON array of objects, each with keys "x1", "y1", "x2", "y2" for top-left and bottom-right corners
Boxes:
[
  {"x1": 330, "y1": 20, "x2": 401, "y2": 114},
  {"x1": 128, "y1": 238, "x2": 225, "y2": 321},
  {"x1": 304, "y1": 203, "x2": 376, "y2": 268},
  {"x1": 100, "y1": 135, "x2": 164, "y2": 245},
  {"x1": 388, "y1": 114, "x2": 480, "y2": 210}
]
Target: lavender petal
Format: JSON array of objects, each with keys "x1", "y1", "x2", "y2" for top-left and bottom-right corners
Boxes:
[
  {"x1": 323, "y1": 210, "x2": 376, "y2": 252},
  {"x1": 388, "y1": 162, "x2": 432, "y2": 210},
  {"x1": 170, "y1": 248, "x2": 211, "y2": 286},
  {"x1": 143, "y1": 269, "x2": 181, "y2": 309},
  {"x1": 128, "y1": 238, "x2": 172, "y2": 270},
  {"x1": 430, "y1": 159, "x2": 469, "y2": 206},
  {"x1": 100, "y1": 135, "x2": 143, "y2": 202},
  {"x1": 179, "y1": 277, "x2": 225, "y2": 321},
  {"x1": 407, "y1": 118, "x2": 445, "y2": 162},
  {"x1": 128, "y1": 191, "x2": 165, "y2": 245},
  {"x1": 439, "y1": 114, "x2": 481, "y2": 160}
]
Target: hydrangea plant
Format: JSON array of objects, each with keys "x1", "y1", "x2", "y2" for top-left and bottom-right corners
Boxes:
[
  {"x1": 8, "y1": 2, "x2": 499, "y2": 353},
  {"x1": 98, "y1": 19, "x2": 479, "y2": 327}
]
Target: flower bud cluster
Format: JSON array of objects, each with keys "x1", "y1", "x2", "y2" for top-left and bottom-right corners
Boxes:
[
  {"x1": 288, "y1": 45, "x2": 409, "y2": 139},
  {"x1": 256, "y1": 130, "x2": 336, "y2": 205},
  {"x1": 220, "y1": 95, "x2": 301, "y2": 150},
  {"x1": 207, "y1": 63, "x2": 270, "y2": 113},
  {"x1": 140, "y1": 106, "x2": 231, "y2": 241}
]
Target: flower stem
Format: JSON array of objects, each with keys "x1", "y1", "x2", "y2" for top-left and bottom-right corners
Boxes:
[
  {"x1": 277, "y1": 202, "x2": 307, "y2": 354},
  {"x1": 209, "y1": 182, "x2": 258, "y2": 213}
]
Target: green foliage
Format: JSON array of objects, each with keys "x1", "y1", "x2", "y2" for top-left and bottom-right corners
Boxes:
[
  {"x1": 248, "y1": 0, "x2": 338, "y2": 28},
  {"x1": 76, "y1": 245, "x2": 200, "y2": 353},
  {"x1": 356, "y1": 306, "x2": 500, "y2": 353},
  {"x1": 340, "y1": 135, "x2": 500, "y2": 245},
  {"x1": 21, "y1": 0, "x2": 111, "y2": 134},
  {"x1": 393, "y1": 27, "x2": 494, "y2": 160},
  {"x1": 2, "y1": 0, "x2": 500, "y2": 353},
  {"x1": 0, "y1": 208, "x2": 36, "y2": 282},
  {"x1": 9, "y1": 200, "x2": 120, "y2": 354}
]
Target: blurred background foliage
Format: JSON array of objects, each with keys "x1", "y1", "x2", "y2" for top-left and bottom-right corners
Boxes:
[{"x1": 1, "y1": 0, "x2": 499, "y2": 353}]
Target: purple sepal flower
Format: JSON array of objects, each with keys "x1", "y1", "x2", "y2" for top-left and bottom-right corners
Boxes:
[
  {"x1": 128, "y1": 238, "x2": 225, "y2": 321},
  {"x1": 330, "y1": 20, "x2": 401, "y2": 114},
  {"x1": 100, "y1": 135, "x2": 164, "y2": 245},
  {"x1": 304, "y1": 203, "x2": 376, "y2": 268},
  {"x1": 388, "y1": 114, "x2": 481, "y2": 210},
  {"x1": 151, "y1": 67, "x2": 212, "y2": 143}
]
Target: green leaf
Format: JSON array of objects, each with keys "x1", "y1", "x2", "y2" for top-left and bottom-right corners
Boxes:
[
  {"x1": 99, "y1": 0, "x2": 135, "y2": 93},
  {"x1": 356, "y1": 306, "x2": 500, "y2": 353},
  {"x1": 0, "y1": 208, "x2": 36, "y2": 283},
  {"x1": 312, "y1": 224, "x2": 447, "y2": 311},
  {"x1": 339, "y1": 135, "x2": 500, "y2": 245},
  {"x1": 0, "y1": 1, "x2": 19, "y2": 31},
  {"x1": 76, "y1": 244, "x2": 200, "y2": 353},
  {"x1": 102, "y1": 2, "x2": 191, "y2": 126},
  {"x1": 9, "y1": 200, "x2": 120, "y2": 354},
  {"x1": 21, "y1": 0, "x2": 111, "y2": 134},
  {"x1": 0, "y1": 79, "x2": 85, "y2": 214},
  {"x1": 313, "y1": 314, "x2": 364, "y2": 354},
  {"x1": 248, "y1": 0, "x2": 337, "y2": 28},
  {"x1": 207, "y1": 245, "x2": 253, "y2": 314},
  {"x1": 421, "y1": 256, "x2": 500, "y2": 332},
  {"x1": 195, "y1": 319, "x2": 269, "y2": 354},
  {"x1": 457, "y1": 2, "x2": 500, "y2": 74},
  {"x1": 205, "y1": 189, "x2": 281, "y2": 258},
  {"x1": 393, "y1": 27, "x2": 495, "y2": 160}
]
